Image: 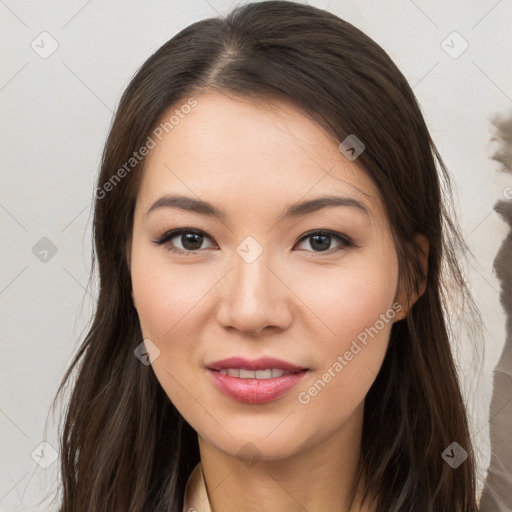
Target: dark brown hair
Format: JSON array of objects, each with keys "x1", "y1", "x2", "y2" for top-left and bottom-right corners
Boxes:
[{"x1": 49, "y1": 1, "x2": 481, "y2": 510}]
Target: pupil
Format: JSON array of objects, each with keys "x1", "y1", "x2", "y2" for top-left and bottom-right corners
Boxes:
[
  {"x1": 182, "y1": 233, "x2": 202, "y2": 250},
  {"x1": 311, "y1": 234, "x2": 330, "y2": 251}
]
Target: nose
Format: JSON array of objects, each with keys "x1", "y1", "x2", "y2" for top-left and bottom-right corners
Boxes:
[{"x1": 215, "y1": 248, "x2": 294, "y2": 336}]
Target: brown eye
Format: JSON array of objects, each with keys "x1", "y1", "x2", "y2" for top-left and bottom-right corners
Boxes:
[
  {"x1": 153, "y1": 228, "x2": 216, "y2": 255},
  {"x1": 295, "y1": 231, "x2": 354, "y2": 253}
]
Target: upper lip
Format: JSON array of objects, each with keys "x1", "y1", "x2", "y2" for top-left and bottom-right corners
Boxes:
[{"x1": 206, "y1": 357, "x2": 308, "y2": 372}]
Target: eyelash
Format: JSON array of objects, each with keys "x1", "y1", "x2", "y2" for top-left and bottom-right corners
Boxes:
[{"x1": 152, "y1": 228, "x2": 356, "y2": 257}]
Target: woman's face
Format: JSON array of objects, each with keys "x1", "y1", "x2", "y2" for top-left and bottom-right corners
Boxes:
[{"x1": 130, "y1": 91, "x2": 404, "y2": 461}]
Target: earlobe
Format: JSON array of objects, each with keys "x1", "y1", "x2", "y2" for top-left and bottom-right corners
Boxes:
[
  {"x1": 393, "y1": 302, "x2": 409, "y2": 322},
  {"x1": 393, "y1": 234, "x2": 430, "y2": 322},
  {"x1": 405, "y1": 233, "x2": 429, "y2": 308},
  {"x1": 414, "y1": 233, "x2": 429, "y2": 297}
]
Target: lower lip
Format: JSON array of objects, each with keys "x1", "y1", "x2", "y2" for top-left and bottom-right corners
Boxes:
[{"x1": 208, "y1": 369, "x2": 309, "y2": 404}]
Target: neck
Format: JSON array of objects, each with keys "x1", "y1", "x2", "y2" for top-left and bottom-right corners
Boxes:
[{"x1": 197, "y1": 402, "x2": 372, "y2": 512}]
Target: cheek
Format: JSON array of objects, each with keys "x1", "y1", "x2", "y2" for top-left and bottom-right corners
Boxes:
[
  {"x1": 292, "y1": 249, "x2": 398, "y2": 348},
  {"x1": 130, "y1": 245, "x2": 217, "y2": 413},
  {"x1": 130, "y1": 270, "x2": 198, "y2": 431},
  {"x1": 312, "y1": 271, "x2": 395, "y2": 335},
  {"x1": 292, "y1": 253, "x2": 398, "y2": 413},
  {"x1": 131, "y1": 245, "x2": 210, "y2": 340}
]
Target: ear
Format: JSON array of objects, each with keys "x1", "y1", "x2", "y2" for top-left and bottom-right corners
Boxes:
[
  {"x1": 414, "y1": 233, "x2": 429, "y2": 298},
  {"x1": 394, "y1": 233, "x2": 429, "y2": 321}
]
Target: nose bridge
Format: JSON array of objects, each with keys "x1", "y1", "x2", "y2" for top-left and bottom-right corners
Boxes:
[
  {"x1": 235, "y1": 245, "x2": 273, "y2": 297},
  {"x1": 231, "y1": 239, "x2": 278, "y2": 307},
  {"x1": 216, "y1": 236, "x2": 292, "y2": 332}
]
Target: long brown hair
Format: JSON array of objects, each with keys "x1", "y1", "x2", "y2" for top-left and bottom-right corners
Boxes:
[{"x1": 49, "y1": 2, "x2": 481, "y2": 510}]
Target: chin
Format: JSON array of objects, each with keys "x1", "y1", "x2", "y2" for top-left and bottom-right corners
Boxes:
[{"x1": 199, "y1": 420, "x2": 316, "y2": 462}]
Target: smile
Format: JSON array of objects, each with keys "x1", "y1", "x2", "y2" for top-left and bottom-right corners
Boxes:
[{"x1": 216, "y1": 368, "x2": 292, "y2": 379}]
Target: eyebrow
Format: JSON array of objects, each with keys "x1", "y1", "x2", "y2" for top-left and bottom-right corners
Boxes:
[{"x1": 144, "y1": 194, "x2": 370, "y2": 223}]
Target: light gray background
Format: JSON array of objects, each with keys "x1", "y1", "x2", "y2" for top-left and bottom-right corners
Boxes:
[{"x1": 1, "y1": 0, "x2": 510, "y2": 510}]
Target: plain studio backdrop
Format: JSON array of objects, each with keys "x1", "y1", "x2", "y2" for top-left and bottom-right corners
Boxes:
[{"x1": 0, "y1": 0, "x2": 510, "y2": 510}]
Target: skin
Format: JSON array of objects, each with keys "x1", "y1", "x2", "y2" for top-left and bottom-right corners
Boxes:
[{"x1": 129, "y1": 91, "x2": 428, "y2": 512}]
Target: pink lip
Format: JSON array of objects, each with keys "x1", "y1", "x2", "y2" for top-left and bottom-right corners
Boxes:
[
  {"x1": 206, "y1": 357, "x2": 308, "y2": 372},
  {"x1": 206, "y1": 357, "x2": 309, "y2": 404}
]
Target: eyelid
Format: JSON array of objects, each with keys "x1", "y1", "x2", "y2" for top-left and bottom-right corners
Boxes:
[
  {"x1": 296, "y1": 230, "x2": 355, "y2": 253},
  {"x1": 152, "y1": 228, "x2": 217, "y2": 255},
  {"x1": 152, "y1": 227, "x2": 356, "y2": 256}
]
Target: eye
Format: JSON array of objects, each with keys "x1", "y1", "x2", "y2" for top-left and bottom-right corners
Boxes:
[
  {"x1": 153, "y1": 228, "x2": 355, "y2": 257},
  {"x1": 152, "y1": 228, "x2": 216, "y2": 256},
  {"x1": 294, "y1": 230, "x2": 354, "y2": 254}
]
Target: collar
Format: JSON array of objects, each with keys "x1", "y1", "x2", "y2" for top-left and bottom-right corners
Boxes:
[{"x1": 182, "y1": 462, "x2": 212, "y2": 512}]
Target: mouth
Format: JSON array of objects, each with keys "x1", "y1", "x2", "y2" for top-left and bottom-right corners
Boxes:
[
  {"x1": 213, "y1": 368, "x2": 302, "y2": 379},
  {"x1": 206, "y1": 356, "x2": 309, "y2": 373},
  {"x1": 206, "y1": 357, "x2": 310, "y2": 404}
]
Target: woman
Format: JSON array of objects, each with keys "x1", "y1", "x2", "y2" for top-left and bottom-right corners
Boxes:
[{"x1": 52, "y1": 1, "x2": 481, "y2": 510}]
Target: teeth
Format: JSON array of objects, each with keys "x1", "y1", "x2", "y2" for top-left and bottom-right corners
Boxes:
[{"x1": 218, "y1": 368, "x2": 290, "y2": 379}]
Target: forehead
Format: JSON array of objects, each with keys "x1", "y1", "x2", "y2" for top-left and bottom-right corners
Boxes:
[{"x1": 137, "y1": 92, "x2": 382, "y2": 221}]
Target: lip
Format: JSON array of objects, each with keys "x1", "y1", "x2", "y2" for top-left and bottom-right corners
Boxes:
[
  {"x1": 206, "y1": 357, "x2": 310, "y2": 404},
  {"x1": 206, "y1": 357, "x2": 308, "y2": 373}
]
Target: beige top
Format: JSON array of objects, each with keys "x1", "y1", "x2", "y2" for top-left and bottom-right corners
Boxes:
[
  {"x1": 182, "y1": 462, "x2": 212, "y2": 512},
  {"x1": 181, "y1": 461, "x2": 482, "y2": 510}
]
